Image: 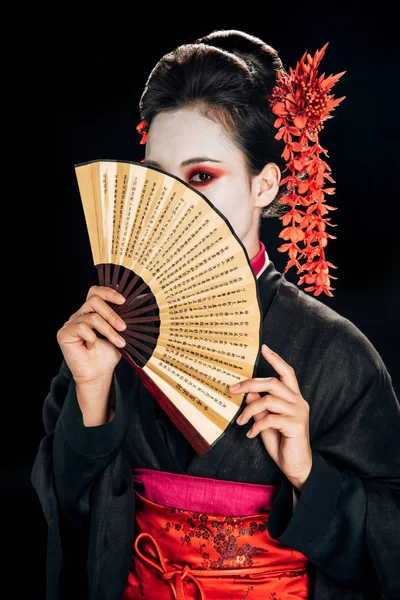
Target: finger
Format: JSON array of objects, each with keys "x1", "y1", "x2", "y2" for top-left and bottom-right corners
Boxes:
[
  {"x1": 247, "y1": 413, "x2": 290, "y2": 438},
  {"x1": 70, "y1": 313, "x2": 126, "y2": 347},
  {"x1": 237, "y1": 395, "x2": 295, "y2": 425},
  {"x1": 58, "y1": 322, "x2": 98, "y2": 350},
  {"x1": 84, "y1": 295, "x2": 127, "y2": 331},
  {"x1": 260, "y1": 344, "x2": 301, "y2": 394},
  {"x1": 250, "y1": 409, "x2": 269, "y2": 423},
  {"x1": 244, "y1": 392, "x2": 261, "y2": 403},
  {"x1": 69, "y1": 295, "x2": 127, "y2": 332},
  {"x1": 230, "y1": 377, "x2": 297, "y2": 404},
  {"x1": 86, "y1": 285, "x2": 126, "y2": 305}
]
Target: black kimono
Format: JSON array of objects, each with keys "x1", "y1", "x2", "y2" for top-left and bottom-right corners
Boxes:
[{"x1": 31, "y1": 259, "x2": 400, "y2": 600}]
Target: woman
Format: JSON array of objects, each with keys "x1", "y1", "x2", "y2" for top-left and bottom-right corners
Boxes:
[{"x1": 31, "y1": 30, "x2": 400, "y2": 600}]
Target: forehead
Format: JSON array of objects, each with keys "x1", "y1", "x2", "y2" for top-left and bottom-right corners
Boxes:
[{"x1": 146, "y1": 107, "x2": 239, "y2": 162}]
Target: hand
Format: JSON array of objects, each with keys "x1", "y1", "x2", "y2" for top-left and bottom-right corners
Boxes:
[
  {"x1": 230, "y1": 344, "x2": 312, "y2": 491},
  {"x1": 56, "y1": 285, "x2": 127, "y2": 386}
]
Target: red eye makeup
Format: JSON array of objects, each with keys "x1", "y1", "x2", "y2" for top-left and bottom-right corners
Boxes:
[{"x1": 187, "y1": 166, "x2": 225, "y2": 187}]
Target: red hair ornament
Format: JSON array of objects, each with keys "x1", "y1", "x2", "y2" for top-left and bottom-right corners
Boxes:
[
  {"x1": 136, "y1": 120, "x2": 148, "y2": 162},
  {"x1": 269, "y1": 42, "x2": 346, "y2": 297},
  {"x1": 136, "y1": 120, "x2": 148, "y2": 145}
]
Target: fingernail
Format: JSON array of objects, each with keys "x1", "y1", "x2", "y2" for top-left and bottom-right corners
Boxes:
[
  {"x1": 262, "y1": 344, "x2": 272, "y2": 353},
  {"x1": 246, "y1": 429, "x2": 254, "y2": 438},
  {"x1": 230, "y1": 383, "x2": 240, "y2": 390},
  {"x1": 117, "y1": 318, "x2": 126, "y2": 328},
  {"x1": 115, "y1": 336, "x2": 126, "y2": 346},
  {"x1": 236, "y1": 415, "x2": 243, "y2": 425}
]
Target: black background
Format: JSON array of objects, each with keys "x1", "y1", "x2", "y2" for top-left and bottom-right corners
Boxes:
[{"x1": 10, "y1": 4, "x2": 399, "y2": 596}]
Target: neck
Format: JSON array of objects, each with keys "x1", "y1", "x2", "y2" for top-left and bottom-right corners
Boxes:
[
  {"x1": 246, "y1": 238, "x2": 262, "y2": 261},
  {"x1": 241, "y1": 216, "x2": 262, "y2": 261}
]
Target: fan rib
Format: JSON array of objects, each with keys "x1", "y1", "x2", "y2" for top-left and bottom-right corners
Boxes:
[
  {"x1": 118, "y1": 294, "x2": 153, "y2": 317},
  {"x1": 118, "y1": 268, "x2": 131, "y2": 295},
  {"x1": 123, "y1": 336, "x2": 154, "y2": 355},
  {"x1": 124, "y1": 342, "x2": 147, "y2": 364},
  {"x1": 128, "y1": 324, "x2": 159, "y2": 333},
  {"x1": 123, "y1": 274, "x2": 141, "y2": 299},
  {"x1": 120, "y1": 303, "x2": 158, "y2": 319},
  {"x1": 105, "y1": 264, "x2": 111, "y2": 287},
  {"x1": 97, "y1": 265, "x2": 105, "y2": 286},
  {"x1": 124, "y1": 281, "x2": 150, "y2": 305},
  {"x1": 111, "y1": 265, "x2": 121, "y2": 290},
  {"x1": 122, "y1": 330, "x2": 156, "y2": 345},
  {"x1": 124, "y1": 292, "x2": 153, "y2": 311},
  {"x1": 124, "y1": 316, "x2": 160, "y2": 324}
]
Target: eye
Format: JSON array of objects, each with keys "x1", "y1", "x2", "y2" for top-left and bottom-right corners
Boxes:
[{"x1": 188, "y1": 171, "x2": 215, "y2": 185}]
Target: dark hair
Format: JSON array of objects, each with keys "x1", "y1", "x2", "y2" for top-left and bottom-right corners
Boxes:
[{"x1": 139, "y1": 29, "x2": 290, "y2": 218}]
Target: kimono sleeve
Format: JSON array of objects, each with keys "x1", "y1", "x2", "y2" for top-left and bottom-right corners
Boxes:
[
  {"x1": 31, "y1": 358, "x2": 132, "y2": 519},
  {"x1": 30, "y1": 358, "x2": 136, "y2": 598},
  {"x1": 267, "y1": 323, "x2": 400, "y2": 599}
]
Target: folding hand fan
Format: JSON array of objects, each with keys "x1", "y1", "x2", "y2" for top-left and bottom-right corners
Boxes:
[{"x1": 74, "y1": 159, "x2": 263, "y2": 455}]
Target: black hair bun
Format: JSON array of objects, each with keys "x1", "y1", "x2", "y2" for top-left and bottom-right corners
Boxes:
[{"x1": 197, "y1": 29, "x2": 284, "y2": 90}]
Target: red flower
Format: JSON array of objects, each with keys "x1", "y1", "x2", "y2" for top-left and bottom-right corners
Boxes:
[{"x1": 269, "y1": 42, "x2": 346, "y2": 297}]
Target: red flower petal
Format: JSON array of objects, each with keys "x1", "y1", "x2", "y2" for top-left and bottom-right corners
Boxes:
[
  {"x1": 294, "y1": 160, "x2": 303, "y2": 171},
  {"x1": 275, "y1": 128, "x2": 285, "y2": 141},
  {"x1": 272, "y1": 102, "x2": 287, "y2": 116},
  {"x1": 298, "y1": 181, "x2": 310, "y2": 194},
  {"x1": 293, "y1": 114, "x2": 308, "y2": 129},
  {"x1": 283, "y1": 146, "x2": 291, "y2": 161},
  {"x1": 315, "y1": 173, "x2": 325, "y2": 187}
]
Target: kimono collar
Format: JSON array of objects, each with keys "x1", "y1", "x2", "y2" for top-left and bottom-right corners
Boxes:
[
  {"x1": 251, "y1": 241, "x2": 283, "y2": 321},
  {"x1": 250, "y1": 240, "x2": 269, "y2": 278}
]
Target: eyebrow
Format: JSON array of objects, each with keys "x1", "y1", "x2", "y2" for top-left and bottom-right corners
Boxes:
[{"x1": 142, "y1": 157, "x2": 223, "y2": 168}]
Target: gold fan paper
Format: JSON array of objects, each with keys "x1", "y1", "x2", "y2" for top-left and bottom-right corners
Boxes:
[{"x1": 74, "y1": 159, "x2": 263, "y2": 455}]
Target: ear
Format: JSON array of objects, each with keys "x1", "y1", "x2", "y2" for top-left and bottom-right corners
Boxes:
[{"x1": 251, "y1": 163, "x2": 281, "y2": 210}]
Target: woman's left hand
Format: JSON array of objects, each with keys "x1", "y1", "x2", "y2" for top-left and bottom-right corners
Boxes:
[{"x1": 230, "y1": 344, "x2": 312, "y2": 491}]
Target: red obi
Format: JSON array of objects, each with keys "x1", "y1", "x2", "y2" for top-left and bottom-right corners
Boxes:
[{"x1": 122, "y1": 469, "x2": 310, "y2": 599}]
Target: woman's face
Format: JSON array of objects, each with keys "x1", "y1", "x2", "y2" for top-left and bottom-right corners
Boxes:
[{"x1": 143, "y1": 107, "x2": 278, "y2": 258}]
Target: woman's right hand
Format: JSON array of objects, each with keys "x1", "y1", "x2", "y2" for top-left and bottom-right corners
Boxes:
[{"x1": 57, "y1": 285, "x2": 127, "y2": 386}]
